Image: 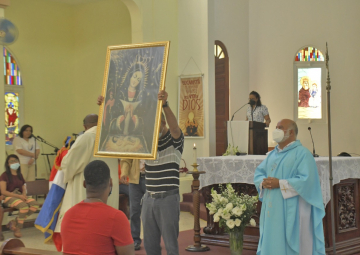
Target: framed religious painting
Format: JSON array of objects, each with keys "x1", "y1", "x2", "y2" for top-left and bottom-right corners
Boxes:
[
  {"x1": 178, "y1": 75, "x2": 204, "y2": 138},
  {"x1": 94, "y1": 41, "x2": 170, "y2": 159}
]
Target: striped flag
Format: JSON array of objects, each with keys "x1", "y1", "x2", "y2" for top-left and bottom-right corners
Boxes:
[{"x1": 35, "y1": 170, "x2": 66, "y2": 251}]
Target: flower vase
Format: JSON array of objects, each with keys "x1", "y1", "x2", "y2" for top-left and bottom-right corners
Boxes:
[{"x1": 229, "y1": 229, "x2": 244, "y2": 255}]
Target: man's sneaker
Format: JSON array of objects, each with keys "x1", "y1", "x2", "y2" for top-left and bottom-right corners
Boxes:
[{"x1": 134, "y1": 242, "x2": 141, "y2": 251}]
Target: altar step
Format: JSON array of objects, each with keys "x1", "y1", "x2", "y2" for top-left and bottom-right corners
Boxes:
[{"x1": 180, "y1": 192, "x2": 208, "y2": 221}]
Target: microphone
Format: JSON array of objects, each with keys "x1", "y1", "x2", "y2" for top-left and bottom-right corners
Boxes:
[
  {"x1": 231, "y1": 102, "x2": 250, "y2": 121},
  {"x1": 36, "y1": 135, "x2": 45, "y2": 142},
  {"x1": 308, "y1": 127, "x2": 319, "y2": 157}
]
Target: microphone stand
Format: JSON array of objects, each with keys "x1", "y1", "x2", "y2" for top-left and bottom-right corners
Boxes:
[
  {"x1": 308, "y1": 127, "x2": 319, "y2": 157},
  {"x1": 36, "y1": 136, "x2": 60, "y2": 175},
  {"x1": 33, "y1": 135, "x2": 38, "y2": 180},
  {"x1": 41, "y1": 153, "x2": 57, "y2": 172},
  {"x1": 230, "y1": 103, "x2": 249, "y2": 121},
  {"x1": 36, "y1": 136, "x2": 60, "y2": 153},
  {"x1": 229, "y1": 102, "x2": 249, "y2": 150}
]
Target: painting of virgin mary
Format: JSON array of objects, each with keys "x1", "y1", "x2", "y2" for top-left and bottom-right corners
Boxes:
[{"x1": 95, "y1": 42, "x2": 169, "y2": 159}]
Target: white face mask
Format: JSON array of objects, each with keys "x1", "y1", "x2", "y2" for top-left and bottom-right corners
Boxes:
[
  {"x1": 10, "y1": 163, "x2": 20, "y2": 170},
  {"x1": 272, "y1": 129, "x2": 290, "y2": 143}
]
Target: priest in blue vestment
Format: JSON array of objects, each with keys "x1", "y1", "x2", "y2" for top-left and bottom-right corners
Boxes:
[{"x1": 254, "y1": 119, "x2": 325, "y2": 255}]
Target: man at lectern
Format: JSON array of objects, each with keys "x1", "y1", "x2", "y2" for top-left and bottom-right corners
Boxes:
[
  {"x1": 245, "y1": 91, "x2": 271, "y2": 126},
  {"x1": 254, "y1": 119, "x2": 325, "y2": 255}
]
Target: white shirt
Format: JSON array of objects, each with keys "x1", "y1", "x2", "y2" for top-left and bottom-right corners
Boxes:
[
  {"x1": 246, "y1": 105, "x2": 269, "y2": 123},
  {"x1": 13, "y1": 136, "x2": 40, "y2": 164},
  {"x1": 246, "y1": 105, "x2": 269, "y2": 122}
]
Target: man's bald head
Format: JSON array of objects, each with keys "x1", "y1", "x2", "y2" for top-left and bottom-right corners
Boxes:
[
  {"x1": 279, "y1": 119, "x2": 298, "y2": 136},
  {"x1": 83, "y1": 114, "x2": 98, "y2": 130}
]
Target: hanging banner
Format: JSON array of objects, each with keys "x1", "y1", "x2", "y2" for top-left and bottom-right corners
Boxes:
[{"x1": 178, "y1": 75, "x2": 204, "y2": 138}]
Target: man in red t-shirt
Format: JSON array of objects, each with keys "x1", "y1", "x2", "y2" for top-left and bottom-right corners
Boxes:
[{"x1": 61, "y1": 160, "x2": 134, "y2": 255}]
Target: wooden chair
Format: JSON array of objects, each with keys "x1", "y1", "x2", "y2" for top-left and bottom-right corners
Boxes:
[
  {"x1": 26, "y1": 180, "x2": 49, "y2": 199},
  {"x1": 0, "y1": 238, "x2": 71, "y2": 255}
]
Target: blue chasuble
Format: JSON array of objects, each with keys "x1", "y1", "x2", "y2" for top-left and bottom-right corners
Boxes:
[{"x1": 254, "y1": 140, "x2": 325, "y2": 255}]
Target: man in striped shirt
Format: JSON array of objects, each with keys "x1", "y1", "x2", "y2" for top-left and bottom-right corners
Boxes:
[{"x1": 142, "y1": 90, "x2": 184, "y2": 255}]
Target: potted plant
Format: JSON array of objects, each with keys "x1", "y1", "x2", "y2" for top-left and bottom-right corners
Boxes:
[{"x1": 206, "y1": 184, "x2": 258, "y2": 255}]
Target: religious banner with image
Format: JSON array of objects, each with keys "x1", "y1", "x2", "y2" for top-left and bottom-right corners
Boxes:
[
  {"x1": 95, "y1": 41, "x2": 170, "y2": 159},
  {"x1": 297, "y1": 68, "x2": 322, "y2": 119},
  {"x1": 178, "y1": 75, "x2": 204, "y2": 138}
]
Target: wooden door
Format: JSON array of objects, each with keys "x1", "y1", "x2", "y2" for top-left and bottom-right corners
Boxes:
[{"x1": 215, "y1": 41, "x2": 229, "y2": 156}]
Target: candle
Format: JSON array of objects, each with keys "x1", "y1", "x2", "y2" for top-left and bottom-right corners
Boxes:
[{"x1": 193, "y1": 143, "x2": 197, "y2": 164}]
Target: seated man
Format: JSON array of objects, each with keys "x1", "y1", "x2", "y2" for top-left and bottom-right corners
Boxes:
[{"x1": 61, "y1": 160, "x2": 134, "y2": 255}]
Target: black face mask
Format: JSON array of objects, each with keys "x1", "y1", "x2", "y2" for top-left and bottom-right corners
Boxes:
[{"x1": 249, "y1": 99, "x2": 256, "y2": 106}]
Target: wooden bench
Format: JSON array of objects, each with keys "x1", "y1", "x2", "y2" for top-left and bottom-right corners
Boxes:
[{"x1": 0, "y1": 238, "x2": 71, "y2": 255}]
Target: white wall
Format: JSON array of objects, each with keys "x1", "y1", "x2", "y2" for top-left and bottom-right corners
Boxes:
[
  {"x1": 178, "y1": 0, "x2": 214, "y2": 165},
  {"x1": 249, "y1": 0, "x2": 360, "y2": 156},
  {"x1": 214, "y1": 0, "x2": 249, "y2": 121}
]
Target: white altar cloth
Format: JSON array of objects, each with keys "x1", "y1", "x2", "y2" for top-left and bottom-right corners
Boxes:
[{"x1": 198, "y1": 155, "x2": 360, "y2": 205}]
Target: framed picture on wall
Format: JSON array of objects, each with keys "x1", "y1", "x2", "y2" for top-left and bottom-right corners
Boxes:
[
  {"x1": 94, "y1": 41, "x2": 170, "y2": 159},
  {"x1": 178, "y1": 75, "x2": 204, "y2": 138}
]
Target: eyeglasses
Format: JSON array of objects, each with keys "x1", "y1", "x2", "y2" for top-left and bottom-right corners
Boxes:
[{"x1": 9, "y1": 159, "x2": 19, "y2": 163}]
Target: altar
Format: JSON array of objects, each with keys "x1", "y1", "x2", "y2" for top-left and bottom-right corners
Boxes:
[{"x1": 198, "y1": 155, "x2": 360, "y2": 254}]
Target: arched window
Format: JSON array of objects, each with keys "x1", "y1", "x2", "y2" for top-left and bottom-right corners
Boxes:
[
  {"x1": 294, "y1": 46, "x2": 325, "y2": 121},
  {"x1": 4, "y1": 47, "x2": 23, "y2": 146},
  {"x1": 214, "y1": 43, "x2": 226, "y2": 59}
]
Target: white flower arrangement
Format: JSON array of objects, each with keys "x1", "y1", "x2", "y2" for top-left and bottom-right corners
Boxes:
[{"x1": 206, "y1": 183, "x2": 258, "y2": 233}]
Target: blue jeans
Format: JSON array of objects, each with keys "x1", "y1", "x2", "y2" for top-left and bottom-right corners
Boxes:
[{"x1": 129, "y1": 175, "x2": 146, "y2": 244}]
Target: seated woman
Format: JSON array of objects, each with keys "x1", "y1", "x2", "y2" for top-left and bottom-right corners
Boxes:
[{"x1": 0, "y1": 154, "x2": 40, "y2": 238}]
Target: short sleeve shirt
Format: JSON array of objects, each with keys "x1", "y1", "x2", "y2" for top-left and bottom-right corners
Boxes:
[
  {"x1": 246, "y1": 105, "x2": 269, "y2": 123},
  {"x1": 0, "y1": 172, "x2": 25, "y2": 193},
  {"x1": 145, "y1": 130, "x2": 184, "y2": 192},
  {"x1": 62, "y1": 202, "x2": 133, "y2": 255},
  {"x1": 13, "y1": 136, "x2": 40, "y2": 164}
]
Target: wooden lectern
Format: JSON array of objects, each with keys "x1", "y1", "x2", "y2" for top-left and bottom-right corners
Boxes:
[{"x1": 227, "y1": 121, "x2": 268, "y2": 155}]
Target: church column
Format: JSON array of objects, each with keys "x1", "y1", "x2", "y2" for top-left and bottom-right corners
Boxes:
[{"x1": 0, "y1": 0, "x2": 10, "y2": 165}]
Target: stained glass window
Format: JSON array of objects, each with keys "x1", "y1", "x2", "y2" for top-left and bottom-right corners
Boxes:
[
  {"x1": 4, "y1": 47, "x2": 22, "y2": 85},
  {"x1": 5, "y1": 92, "x2": 19, "y2": 145},
  {"x1": 297, "y1": 68, "x2": 322, "y2": 119},
  {"x1": 295, "y1": 47, "x2": 324, "y2": 62}
]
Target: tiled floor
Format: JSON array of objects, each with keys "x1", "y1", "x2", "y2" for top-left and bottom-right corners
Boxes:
[{"x1": 0, "y1": 211, "x2": 207, "y2": 251}]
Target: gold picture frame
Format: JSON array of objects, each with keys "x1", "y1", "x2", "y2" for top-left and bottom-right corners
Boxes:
[{"x1": 94, "y1": 41, "x2": 170, "y2": 159}]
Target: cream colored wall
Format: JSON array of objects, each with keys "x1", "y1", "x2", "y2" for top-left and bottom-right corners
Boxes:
[
  {"x1": 5, "y1": 0, "x2": 131, "y2": 178},
  {"x1": 214, "y1": 0, "x2": 249, "y2": 122},
  {"x1": 178, "y1": 0, "x2": 213, "y2": 165},
  {"x1": 71, "y1": 0, "x2": 132, "y2": 125},
  {"x1": 249, "y1": 0, "x2": 360, "y2": 156},
  {"x1": 5, "y1": 0, "x2": 75, "y2": 177}
]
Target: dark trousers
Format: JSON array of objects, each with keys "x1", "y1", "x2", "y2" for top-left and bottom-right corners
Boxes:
[
  {"x1": 129, "y1": 175, "x2": 146, "y2": 244},
  {"x1": 141, "y1": 190, "x2": 180, "y2": 255}
]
